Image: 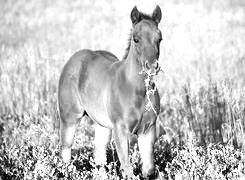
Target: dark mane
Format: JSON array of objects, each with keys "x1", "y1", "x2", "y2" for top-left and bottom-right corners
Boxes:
[
  {"x1": 122, "y1": 12, "x2": 153, "y2": 60},
  {"x1": 122, "y1": 30, "x2": 132, "y2": 60}
]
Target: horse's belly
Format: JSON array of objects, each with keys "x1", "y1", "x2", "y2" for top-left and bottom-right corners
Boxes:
[
  {"x1": 87, "y1": 107, "x2": 113, "y2": 129},
  {"x1": 82, "y1": 93, "x2": 113, "y2": 129}
]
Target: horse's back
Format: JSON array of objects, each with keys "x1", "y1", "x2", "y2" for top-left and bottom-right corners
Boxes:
[{"x1": 59, "y1": 49, "x2": 119, "y2": 92}]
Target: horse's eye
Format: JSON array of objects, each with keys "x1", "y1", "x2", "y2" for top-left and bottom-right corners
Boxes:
[{"x1": 133, "y1": 37, "x2": 139, "y2": 43}]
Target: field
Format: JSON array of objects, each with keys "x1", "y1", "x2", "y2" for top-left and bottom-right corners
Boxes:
[{"x1": 1, "y1": 0, "x2": 245, "y2": 179}]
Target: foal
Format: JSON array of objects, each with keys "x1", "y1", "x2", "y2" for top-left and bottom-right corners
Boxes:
[{"x1": 58, "y1": 5, "x2": 162, "y2": 179}]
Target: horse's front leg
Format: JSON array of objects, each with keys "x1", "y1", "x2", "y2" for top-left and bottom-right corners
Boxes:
[
  {"x1": 138, "y1": 122, "x2": 157, "y2": 179},
  {"x1": 138, "y1": 86, "x2": 160, "y2": 179},
  {"x1": 113, "y1": 123, "x2": 134, "y2": 178},
  {"x1": 137, "y1": 103, "x2": 160, "y2": 179}
]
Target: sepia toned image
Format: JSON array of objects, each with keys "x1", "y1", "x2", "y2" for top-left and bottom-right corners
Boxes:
[{"x1": 0, "y1": 0, "x2": 245, "y2": 179}]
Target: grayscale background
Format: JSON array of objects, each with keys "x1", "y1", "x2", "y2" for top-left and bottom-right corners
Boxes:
[{"x1": 0, "y1": 0, "x2": 245, "y2": 179}]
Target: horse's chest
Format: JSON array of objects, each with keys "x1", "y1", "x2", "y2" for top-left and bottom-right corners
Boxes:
[
  {"x1": 109, "y1": 88, "x2": 146, "y2": 126},
  {"x1": 127, "y1": 95, "x2": 146, "y2": 130}
]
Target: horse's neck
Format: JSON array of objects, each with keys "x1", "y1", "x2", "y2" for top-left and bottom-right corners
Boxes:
[{"x1": 121, "y1": 53, "x2": 145, "y2": 89}]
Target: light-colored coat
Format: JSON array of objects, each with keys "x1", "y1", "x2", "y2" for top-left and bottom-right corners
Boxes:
[{"x1": 58, "y1": 5, "x2": 162, "y2": 179}]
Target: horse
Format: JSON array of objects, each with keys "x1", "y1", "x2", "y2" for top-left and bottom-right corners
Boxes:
[{"x1": 58, "y1": 5, "x2": 163, "y2": 179}]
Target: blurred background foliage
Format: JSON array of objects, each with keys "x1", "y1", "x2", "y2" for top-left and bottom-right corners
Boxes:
[{"x1": 0, "y1": 0, "x2": 245, "y2": 179}]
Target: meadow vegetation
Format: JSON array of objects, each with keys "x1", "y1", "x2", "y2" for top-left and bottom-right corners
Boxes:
[{"x1": 0, "y1": 0, "x2": 245, "y2": 179}]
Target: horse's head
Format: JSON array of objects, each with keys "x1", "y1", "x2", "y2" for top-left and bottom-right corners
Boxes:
[{"x1": 130, "y1": 5, "x2": 162, "y2": 74}]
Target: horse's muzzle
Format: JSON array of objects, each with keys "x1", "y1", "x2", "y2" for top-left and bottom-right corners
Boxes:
[{"x1": 145, "y1": 60, "x2": 161, "y2": 75}]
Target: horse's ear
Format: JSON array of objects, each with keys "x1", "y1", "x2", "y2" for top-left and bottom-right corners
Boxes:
[
  {"x1": 131, "y1": 6, "x2": 141, "y2": 25},
  {"x1": 152, "y1": 5, "x2": 162, "y2": 24}
]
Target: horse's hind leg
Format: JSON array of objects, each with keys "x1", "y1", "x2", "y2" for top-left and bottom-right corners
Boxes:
[
  {"x1": 58, "y1": 70, "x2": 85, "y2": 163},
  {"x1": 59, "y1": 107, "x2": 84, "y2": 163},
  {"x1": 94, "y1": 124, "x2": 111, "y2": 166}
]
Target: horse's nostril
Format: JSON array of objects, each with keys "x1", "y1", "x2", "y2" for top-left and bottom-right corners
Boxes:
[
  {"x1": 145, "y1": 61, "x2": 150, "y2": 70},
  {"x1": 154, "y1": 62, "x2": 159, "y2": 69},
  {"x1": 153, "y1": 61, "x2": 159, "y2": 71}
]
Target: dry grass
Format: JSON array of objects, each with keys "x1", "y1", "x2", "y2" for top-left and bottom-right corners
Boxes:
[{"x1": 0, "y1": 0, "x2": 245, "y2": 179}]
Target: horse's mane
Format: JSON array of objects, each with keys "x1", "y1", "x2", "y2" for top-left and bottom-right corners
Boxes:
[
  {"x1": 122, "y1": 31, "x2": 132, "y2": 60},
  {"x1": 122, "y1": 12, "x2": 153, "y2": 60}
]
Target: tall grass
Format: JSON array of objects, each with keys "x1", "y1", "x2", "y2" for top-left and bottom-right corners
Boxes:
[{"x1": 0, "y1": 0, "x2": 245, "y2": 179}]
